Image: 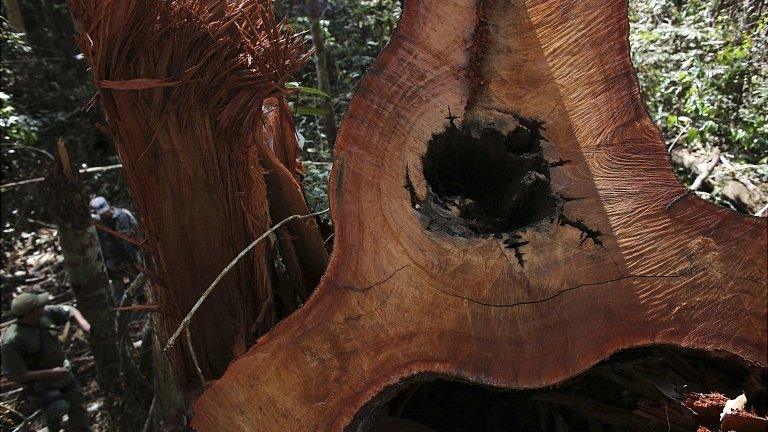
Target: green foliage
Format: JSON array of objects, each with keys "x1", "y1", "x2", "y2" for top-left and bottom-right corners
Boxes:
[
  {"x1": 284, "y1": 82, "x2": 331, "y2": 117},
  {"x1": 630, "y1": 0, "x2": 767, "y2": 161},
  {"x1": 0, "y1": 31, "x2": 32, "y2": 85},
  {"x1": 280, "y1": 0, "x2": 400, "y2": 145},
  {"x1": 1, "y1": 92, "x2": 40, "y2": 147},
  {"x1": 1, "y1": 0, "x2": 128, "y2": 238},
  {"x1": 285, "y1": 82, "x2": 332, "y2": 99},
  {"x1": 0, "y1": 33, "x2": 39, "y2": 148},
  {"x1": 277, "y1": 0, "x2": 401, "y2": 218},
  {"x1": 302, "y1": 159, "x2": 333, "y2": 221}
]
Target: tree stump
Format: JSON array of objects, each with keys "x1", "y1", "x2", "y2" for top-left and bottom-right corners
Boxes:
[
  {"x1": 67, "y1": 0, "x2": 315, "y2": 389},
  {"x1": 194, "y1": 0, "x2": 766, "y2": 429}
]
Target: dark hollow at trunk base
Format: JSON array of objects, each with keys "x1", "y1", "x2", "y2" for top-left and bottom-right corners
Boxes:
[{"x1": 374, "y1": 346, "x2": 767, "y2": 432}]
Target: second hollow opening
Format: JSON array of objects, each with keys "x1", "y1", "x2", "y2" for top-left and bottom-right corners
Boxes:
[
  {"x1": 369, "y1": 346, "x2": 767, "y2": 432},
  {"x1": 414, "y1": 116, "x2": 562, "y2": 237}
]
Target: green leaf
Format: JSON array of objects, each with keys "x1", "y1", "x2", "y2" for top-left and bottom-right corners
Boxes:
[
  {"x1": 666, "y1": 114, "x2": 678, "y2": 126},
  {"x1": 285, "y1": 82, "x2": 332, "y2": 99},
  {"x1": 295, "y1": 106, "x2": 328, "y2": 116}
]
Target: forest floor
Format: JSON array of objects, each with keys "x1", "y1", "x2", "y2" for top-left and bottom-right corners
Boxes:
[{"x1": 670, "y1": 144, "x2": 768, "y2": 216}]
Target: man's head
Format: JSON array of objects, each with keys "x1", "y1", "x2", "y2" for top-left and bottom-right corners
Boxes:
[
  {"x1": 90, "y1": 196, "x2": 113, "y2": 220},
  {"x1": 11, "y1": 292, "x2": 49, "y2": 321}
]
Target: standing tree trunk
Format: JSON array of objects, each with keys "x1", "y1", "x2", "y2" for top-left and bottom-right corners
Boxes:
[
  {"x1": 40, "y1": 140, "x2": 143, "y2": 430},
  {"x1": 66, "y1": 0, "x2": 316, "y2": 391},
  {"x1": 143, "y1": 286, "x2": 186, "y2": 432},
  {"x1": 2, "y1": 0, "x2": 27, "y2": 35},
  {"x1": 43, "y1": 140, "x2": 128, "y2": 420},
  {"x1": 192, "y1": 0, "x2": 767, "y2": 430},
  {"x1": 306, "y1": 0, "x2": 338, "y2": 147}
]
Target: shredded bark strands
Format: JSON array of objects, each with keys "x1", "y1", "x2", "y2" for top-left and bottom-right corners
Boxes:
[
  {"x1": 164, "y1": 208, "x2": 329, "y2": 353},
  {"x1": 67, "y1": 0, "x2": 312, "y2": 389},
  {"x1": 259, "y1": 98, "x2": 329, "y2": 311},
  {"x1": 263, "y1": 97, "x2": 304, "y2": 179},
  {"x1": 0, "y1": 163, "x2": 123, "y2": 191}
]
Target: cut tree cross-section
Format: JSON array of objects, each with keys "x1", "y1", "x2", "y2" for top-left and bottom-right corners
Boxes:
[{"x1": 191, "y1": 0, "x2": 766, "y2": 429}]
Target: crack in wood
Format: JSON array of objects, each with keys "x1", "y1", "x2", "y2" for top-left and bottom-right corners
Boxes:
[
  {"x1": 404, "y1": 166, "x2": 419, "y2": 208},
  {"x1": 558, "y1": 214, "x2": 604, "y2": 247},
  {"x1": 502, "y1": 234, "x2": 528, "y2": 266},
  {"x1": 335, "y1": 266, "x2": 411, "y2": 324},
  {"x1": 338, "y1": 265, "x2": 411, "y2": 293},
  {"x1": 339, "y1": 288, "x2": 397, "y2": 324},
  {"x1": 424, "y1": 271, "x2": 700, "y2": 309},
  {"x1": 549, "y1": 158, "x2": 571, "y2": 167},
  {"x1": 465, "y1": 0, "x2": 490, "y2": 112}
]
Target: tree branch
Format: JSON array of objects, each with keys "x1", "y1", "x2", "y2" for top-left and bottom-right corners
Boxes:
[
  {"x1": 0, "y1": 163, "x2": 123, "y2": 191},
  {"x1": 163, "y1": 208, "x2": 329, "y2": 352},
  {"x1": 690, "y1": 147, "x2": 720, "y2": 191}
]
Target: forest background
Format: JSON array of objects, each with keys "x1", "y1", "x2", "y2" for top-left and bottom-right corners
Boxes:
[{"x1": 0, "y1": 0, "x2": 766, "y2": 429}]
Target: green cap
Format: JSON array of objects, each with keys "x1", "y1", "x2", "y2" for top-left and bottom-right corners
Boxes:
[{"x1": 10, "y1": 292, "x2": 49, "y2": 317}]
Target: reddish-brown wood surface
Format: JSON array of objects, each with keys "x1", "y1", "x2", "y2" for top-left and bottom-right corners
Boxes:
[
  {"x1": 67, "y1": 0, "x2": 314, "y2": 387},
  {"x1": 259, "y1": 98, "x2": 329, "y2": 311},
  {"x1": 192, "y1": 0, "x2": 766, "y2": 429}
]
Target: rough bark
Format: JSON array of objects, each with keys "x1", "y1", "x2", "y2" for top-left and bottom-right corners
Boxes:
[
  {"x1": 193, "y1": 0, "x2": 767, "y2": 430},
  {"x1": 43, "y1": 140, "x2": 120, "y2": 391},
  {"x1": 307, "y1": 0, "x2": 338, "y2": 147},
  {"x1": 144, "y1": 285, "x2": 187, "y2": 432}
]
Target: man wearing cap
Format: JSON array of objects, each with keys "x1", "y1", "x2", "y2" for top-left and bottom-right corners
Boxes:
[
  {"x1": 89, "y1": 196, "x2": 140, "y2": 299},
  {"x1": 1, "y1": 292, "x2": 92, "y2": 431}
]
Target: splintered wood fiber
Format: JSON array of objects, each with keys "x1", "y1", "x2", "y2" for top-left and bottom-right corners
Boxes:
[{"x1": 67, "y1": 0, "x2": 311, "y2": 387}]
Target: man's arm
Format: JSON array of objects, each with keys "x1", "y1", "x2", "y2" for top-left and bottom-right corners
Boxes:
[
  {"x1": 44, "y1": 305, "x2": 91, "y2": 333},
  {"x1": 6, "y1": 367, "x2": 69, "y2": 383},
  {"x1": 2, "y1": 342, "x2": 69, "y2": 383},
  {"x1": 69, "y1": 307, "x2": 91, "y2": 334}
]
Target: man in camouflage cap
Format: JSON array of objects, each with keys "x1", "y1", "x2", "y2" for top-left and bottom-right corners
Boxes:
[{"x1": 1, "y1": 292, "x2": 93, "y2": 431}]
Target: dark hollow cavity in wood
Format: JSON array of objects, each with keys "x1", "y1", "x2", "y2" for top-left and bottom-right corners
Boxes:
[
  {"x1": 365, "y1": 346, "x2": 767, "y2": 432},
  {"x1": 410, "y1": 116, "x2": 563, "y2": 243}
]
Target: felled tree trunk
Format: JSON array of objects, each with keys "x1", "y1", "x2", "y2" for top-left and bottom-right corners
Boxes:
[
  {"x1": 193, "y1": 0, "x2": 767, "y2": 430},
  {"x1": 66, "y1": 0, "x2": 314, "y2": 390}
]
